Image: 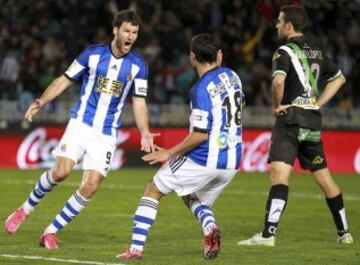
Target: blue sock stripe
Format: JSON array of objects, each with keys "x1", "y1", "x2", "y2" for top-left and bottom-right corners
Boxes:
[
  {"x1": 134, "y1": 215, "x2": 154, "y2": 225},
  {"x1": 200, "y1": 213, "x2": 214, "y2": 224},
  {"x1": 65, "y1": 203, "x2": 79, "y2": 215},
  {"x1": 204, "y1": 219, "x2": 215, "y2": 228},
  {"x1": 59, "y1": 210, "x2": 72, "y2": 223},
  {"x1": 52, "y1": 219, "x2": 63, "y2": 230},
  {"x1": 133, "y1": 227, "x2": 148, "y2": 236},
  {"x1": 194, "y1": 205, "x2": 209, "y2": 217},
  {"x1": 32, "y1": 189, "x2": 43, "y2": 199},
  {"x1": 132, "y1": 240, "x2": 145, "y2": 246},
  {"x1": 28, "y1": 197, "x2": 37, "y2": 206},
  {"x1": 37, "y1": 181, "x2": 50, "y2": 193}
]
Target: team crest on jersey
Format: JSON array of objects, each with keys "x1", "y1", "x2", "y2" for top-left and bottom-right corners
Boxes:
[{"x1": 272, "y1": 51, "x2": 281, "y2": 61}]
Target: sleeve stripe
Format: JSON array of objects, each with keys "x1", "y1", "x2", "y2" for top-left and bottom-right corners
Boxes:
[
  {"x1": 132, "y1": 94, "x2": 147, "y2": 98},
  {"x1": 272, "y1": 70, "x2": 287, "y2": 77},
  {"x1": 327, "y1": 70, "x2": 342, "y2": 82},
  {"x1": 193, "y1": 127, "x2": 208, "y2": 133},
  {"x1": 63, "y1": 73, "x2": 76, "y2": 81}
]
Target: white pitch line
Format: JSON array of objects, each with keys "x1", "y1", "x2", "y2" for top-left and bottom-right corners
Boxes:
[
  {"x1": 3, "y1": 179, "x2": 142, "y2": 190},
  {"x1": 0, "y1": 254, "x2": 126, "y2": 265},
  {"x1": 224, "y1": 190, "x2": 360, "y2": 201},
  {"x1": 3, "y1": 179, "x2": 360, "y2": 201}
]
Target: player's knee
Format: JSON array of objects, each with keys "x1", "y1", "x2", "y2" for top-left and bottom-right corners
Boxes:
[
  {"x1": 270, "y1": 175, "x2": 286, "y2": 185},
  {"x1": 144, "y1": 181, "x2": 163, "y2": 200},
  {"x1": 51, "y1": 167, "x2": 71, "y2": 182},
  {"x1": 79, "y1": 180, "x2": 100, "y2": 198},
  {"x1": 270, "y1": 166, "x2": 289, "y2": 185}
]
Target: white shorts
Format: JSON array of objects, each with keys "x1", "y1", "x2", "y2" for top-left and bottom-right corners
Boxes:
[
  {"x1": 52, "y1": 119, "x2": 117, "y2": 177},
  {"x1": 153, "y1": 156, "x2": 237, "y2": 206}
]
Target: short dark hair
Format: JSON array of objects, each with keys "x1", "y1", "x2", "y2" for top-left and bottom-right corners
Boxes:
[
  {"x1": 112, "y1": 10, "x2": 142, "y2": 28},
  {"x1": 280, "y1": 5, "x2": 308, "y2": 32},
  {"x1": 190, "y1": 33, "x2": 220, "y2": 63}
]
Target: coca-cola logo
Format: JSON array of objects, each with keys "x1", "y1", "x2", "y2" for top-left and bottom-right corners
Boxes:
[
  {"x1": 16, "y1": 128, "x2": 129, "y2": 169},
  {"x1": 241, "y1": 132, "x2": 271, "y2": 172},
  {"x1": 17, "y1": 128, "x2": 57, "y2": 169},
  {"x1": 355, "y1": 148, "x2": 360, "y2": 173}
]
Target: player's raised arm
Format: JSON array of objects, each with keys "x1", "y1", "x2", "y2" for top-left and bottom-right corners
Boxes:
[{"x1": 25, "y1": 75, "x2": 73, "y2": 122}]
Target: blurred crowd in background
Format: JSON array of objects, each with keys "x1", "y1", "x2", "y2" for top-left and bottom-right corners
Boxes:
[{"x1": 1, "y1": 0, "x2": 360, "y2": 114}]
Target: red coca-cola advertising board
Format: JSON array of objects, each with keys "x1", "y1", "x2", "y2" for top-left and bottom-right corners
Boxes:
[{"x1": 0, "y1": 127, "x2": 359, "y2": 173}]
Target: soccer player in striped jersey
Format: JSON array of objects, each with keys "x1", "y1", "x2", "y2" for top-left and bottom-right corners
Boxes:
[
  {"x1": 237, "y1": 5, "x2": 353, "y2": 247},
  {"x1": 5, "y1": 10, "x2": 158, "y2": 249},
  {"x1": 117, "y1": 33, "x2": 245, "y2": 260}
]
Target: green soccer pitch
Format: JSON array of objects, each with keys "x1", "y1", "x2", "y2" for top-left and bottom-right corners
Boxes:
[{"x1": 0, "y1": 169, "x2": 359, "y2": 265}]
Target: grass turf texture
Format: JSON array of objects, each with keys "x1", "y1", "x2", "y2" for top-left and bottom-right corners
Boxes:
[{"x1": 0, "y1": 169, "x2": 359, "y2": 265}]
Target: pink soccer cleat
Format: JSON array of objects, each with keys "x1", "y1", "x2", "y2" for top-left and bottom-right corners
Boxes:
[
  {"x1": 5, "y1": 207, "x2": 28, "y2": 234},
  {"x1": 203, "y1": 227, "x2": 221, "y2": 259},
  {"x1": 39, "y1": 233, "x2": 59, "y2": 250},
  {"x1": 116, "y1": 248, "x2": 143, "y2": 260}
]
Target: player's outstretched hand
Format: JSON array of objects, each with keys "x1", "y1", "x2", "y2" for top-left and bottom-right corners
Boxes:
[
  {"x1": 142, "y1": 149, "x2": 171, "y2": 165},
  {"x1": 25, "y1": 99, "x2": 44, "y2": 122},
  {"x1": 141, "y1": 132, "x2": 161, "y2": 153}
]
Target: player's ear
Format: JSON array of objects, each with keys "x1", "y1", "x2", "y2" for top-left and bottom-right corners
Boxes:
[
  {"x1": 285, "y1": 21, "x2": 293, "y2": 32},
  {"x1": 216, "y1": 49, "x2": 223, "y2": 66},
  {"x1": 113, "y1": 26, "x2": 118, "y2": 36},
  {"x1": 189, "y1": 52, "x2": 196, "y2": 65}
]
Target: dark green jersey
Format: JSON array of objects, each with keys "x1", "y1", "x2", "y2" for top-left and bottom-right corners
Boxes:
[
  {"x1": 272, "y1": 36, "x2": 342, "y2": 130},
  {"x1": 272, "y1": 36, "x2": 341, "y2": 108}
]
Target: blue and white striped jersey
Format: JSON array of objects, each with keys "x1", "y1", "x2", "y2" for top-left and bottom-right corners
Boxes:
[
  {"x1": 64, "y1": 44, "x2": 148, "y2": 136},
  {"x1": 185, "y1": 67, "x2": 244, "y2": 170}
]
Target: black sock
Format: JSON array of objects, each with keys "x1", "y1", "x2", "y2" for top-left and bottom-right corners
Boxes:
[
  {"x1": 326, "y1": 193, "x2": 349, "y2": 236},
  {"x1": 262, "y1": 184, "x2": 289, "y2": 238}
]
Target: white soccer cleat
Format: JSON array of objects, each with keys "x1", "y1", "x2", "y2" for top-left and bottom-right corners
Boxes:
[
  {"x1": 337, "y1": 232, "x2": 354, "y2": 244},
  {"x1": 237, "y1": 232, "x2": 275, "y2": 247}
]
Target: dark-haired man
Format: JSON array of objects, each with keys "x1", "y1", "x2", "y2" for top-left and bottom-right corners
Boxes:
[
  {"x1": 237, "y1": 5, "x2": 353, "y2": 246},
  {"x1": 5, "y1": 10, "x2": 158, "y2": 249},
  {"x1": 117, "y1": 33, "x2": 245, "y2": 260}
]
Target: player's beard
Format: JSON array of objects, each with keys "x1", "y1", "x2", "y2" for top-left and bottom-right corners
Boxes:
[{"x1": 115, "y1": 38, "x2": 133, "y2": 56}]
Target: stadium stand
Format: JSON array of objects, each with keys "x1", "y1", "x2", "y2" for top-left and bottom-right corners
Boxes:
[{"x1": 0, "y1": 0, "x2": 359, "y2": 129}]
